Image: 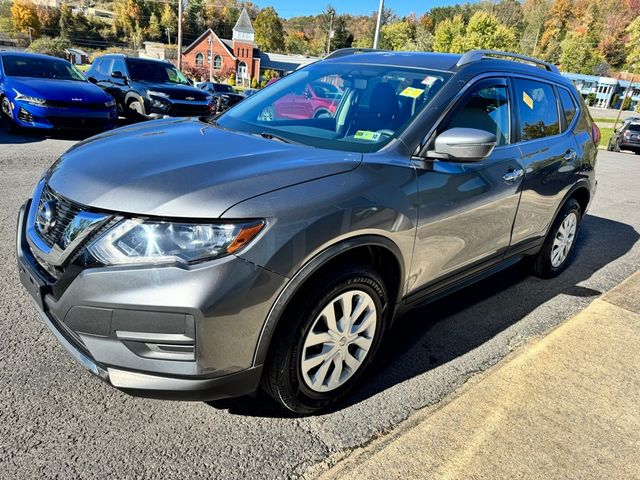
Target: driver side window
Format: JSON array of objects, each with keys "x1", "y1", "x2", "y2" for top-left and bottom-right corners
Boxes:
[{"x1": 441, "y1": 84, "x2": 511, "y2": 146}]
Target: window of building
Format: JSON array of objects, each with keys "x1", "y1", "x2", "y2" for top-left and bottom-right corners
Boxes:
[
  {"x1": 213, "y1": 55, "x2": 222, "y2": 69},
  {"x1": 195, "y1": 53, "x2": 204, "y2": 67},
  {"x1": 514, "y1": 78, "x2": 560, "y2": 141}
]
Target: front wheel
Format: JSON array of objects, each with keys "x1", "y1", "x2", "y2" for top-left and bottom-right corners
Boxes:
[
  {"x1": 532, "y1": 199, "x2": 582, "y2": 278},
  {"x1": 263, "y1": 264, "x2": 388, "y2": 414},
  {"x1": 1, "y1": 97, "x2": 17, "y2": 133}
]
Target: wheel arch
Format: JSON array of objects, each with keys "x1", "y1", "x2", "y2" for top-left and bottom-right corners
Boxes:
[{"x1": 252, "y1": 234, "x2": 405, "y2": 367}]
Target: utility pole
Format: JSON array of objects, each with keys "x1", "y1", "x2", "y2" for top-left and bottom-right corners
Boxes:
[
  {"x1": 27, "y1": 26, "x2": 33, "y2": 45},
  {"x1": 326, "y1": 10, "x2": 335, "y2": 55},
  {"x1": 177, "y1": 0, "x2": 183, "y2": 70},
  {"x1": 373, "y1": 0, "x2": 384, "y2": 49},
  {"x1": 613, "y1": 72, "x2": 636, "y2": 132},
  {"x1": 166, "y1": 27, "x2": 171, "y2": 45}
]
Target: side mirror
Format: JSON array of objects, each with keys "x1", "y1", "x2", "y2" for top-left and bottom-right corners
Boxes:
[
  {"x1": 430, "y1": 128, "x2": 497, "y2": 161},
  {"x1": 111, "y1": 71, "x2": 124, "y2": 79}
]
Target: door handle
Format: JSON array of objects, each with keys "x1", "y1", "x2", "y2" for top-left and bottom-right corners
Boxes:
[
  {"x1": 564, "y1": 150, "x2": 578, "y2": 162},
  {"x1": 502, "y1": 168, "x2": 524, "y2": 184}
]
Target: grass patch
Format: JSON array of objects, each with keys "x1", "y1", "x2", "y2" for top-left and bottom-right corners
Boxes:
[{"x1": 599, "y1": 127, "x2": 613, "y2": 148}]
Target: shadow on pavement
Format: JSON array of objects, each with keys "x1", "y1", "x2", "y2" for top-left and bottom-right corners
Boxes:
[{"x1": 209, "y1": 214, "x2": 639, "y2": 417}]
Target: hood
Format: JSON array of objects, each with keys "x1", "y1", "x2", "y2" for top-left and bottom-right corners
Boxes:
[
  {"x1": 136, "y1": 81, "x2": 209, "y2": 101},
  {"x1": 46, "y1": 118, "x2": 361, "y2": 218},
  {"x1": 9, "y1": 77, "x2": 111, "y2": 103}
]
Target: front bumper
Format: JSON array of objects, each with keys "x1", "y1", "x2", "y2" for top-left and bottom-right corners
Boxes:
[
  {"x1": 12, "y1": 101, "x2": 117, "y2": 130},
  {"x1": 147, "y1": 98, "x2": 212, "y2": 118},
  {"x1": 16, "y1": 201, "x2": 285, "y2": 401}
]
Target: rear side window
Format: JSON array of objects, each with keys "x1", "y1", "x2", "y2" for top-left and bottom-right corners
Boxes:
[
  {"x1": 627, "y1": 124, "x2": 640, "y2": 132},
  {"x1": 557, "y1": 87, "x2": 577, "y2": 129},
  {"x1": 514, "y1": 79, "x2": 560, "y2": 140},
  {"x1": 441, "y1": 84, "x2": 510, "y2": 146}
]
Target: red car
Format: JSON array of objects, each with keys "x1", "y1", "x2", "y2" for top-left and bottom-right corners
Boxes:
[{"x1": 273, "y1": 81, "x2": 343, "y2": 120}]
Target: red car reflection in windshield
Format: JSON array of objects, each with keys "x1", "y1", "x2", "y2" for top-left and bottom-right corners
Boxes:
[{"x1": 273, "y1": 82, "x2": 343, "y2": 120}]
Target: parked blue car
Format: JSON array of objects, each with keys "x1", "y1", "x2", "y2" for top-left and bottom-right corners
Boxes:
[{"x1": 0, "y1": 52, "x2": 117, "y2": 132}]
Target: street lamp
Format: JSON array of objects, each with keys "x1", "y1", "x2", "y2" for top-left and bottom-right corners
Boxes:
[{"x1": 373, "y1": 0, "x2": 384, "y2": 49}]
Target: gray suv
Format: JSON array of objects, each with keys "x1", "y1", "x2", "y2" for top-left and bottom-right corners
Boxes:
[{"x1": 17, "y1": 50, "x2": 598, "y2": 413}]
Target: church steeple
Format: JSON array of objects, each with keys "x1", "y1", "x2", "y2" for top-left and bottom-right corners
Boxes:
[{"x1": 232, "y1": 8, "x2": 255, "y2": 44}]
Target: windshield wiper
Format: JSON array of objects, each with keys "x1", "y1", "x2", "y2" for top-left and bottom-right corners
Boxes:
[{"x1": 257, "y1": 132, "x2": 299, "y2": 144}]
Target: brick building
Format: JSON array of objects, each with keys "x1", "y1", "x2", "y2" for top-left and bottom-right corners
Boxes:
[{"x1": 181, "y1": 8, "x2": 318, "y2": 85}]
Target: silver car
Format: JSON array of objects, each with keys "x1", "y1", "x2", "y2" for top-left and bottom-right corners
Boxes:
[{"x1": 17, "y1": 50, "x2": 598, "y2": 413}]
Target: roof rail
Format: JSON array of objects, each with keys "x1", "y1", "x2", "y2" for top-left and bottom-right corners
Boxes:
[
  {"x1": 324, "y1": 48, "x2": 386, "y2": 60},
  {"x1": 456, "y1": 50, "x2": 560, "y2": 74}
]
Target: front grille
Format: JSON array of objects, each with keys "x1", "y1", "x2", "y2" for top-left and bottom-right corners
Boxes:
[
  {"x1": 47, "y1": 117, "x2": 108, "y2": 129},
  {"x1": 36, "y1": 184, "x2": 83, "y2": 248},
  {"x1": 168, "y1": 104, "x2": 210, "y2": 117},
  {"x1": 45, "y1": 100, "x2": 107, "y2": 110},
  {"x1": 169, "y1": 91, "x2": 208, "y2": 101}
]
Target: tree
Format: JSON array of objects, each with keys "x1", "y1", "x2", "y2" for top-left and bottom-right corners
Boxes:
[
  {"x1": 625, "y1": 16, "x2": 640, "y2": 72},
  {"x1": 433, "y1": 15, "x2": 466, "y2": 53},
  {"x1": 11, "y1": 0, "x2": 40, "y2": 36},
  {"x1": 147, "y1": 13, "x2": 162, "y2": 41},
  {"x1": 464, "y1": 11, "x2": 517, "y2": 51},
  {"x1": 519, "y1": 0, "x2": 548, "y2": 55},
  {"x1": 58, "y1": 4, "x2": 72, "y2": 39},
  {"x1": 254, "y1": 6, "x2": 285, "y2": 52},
  {"x1": 113, "y1": 0, "x2": 144, "y2": 41},
  {"x1": 331, "y1": 15, "x2": 353, "y2": 50},
  {"x1": 160, "y1": 3, "x2": 177, "y2": 43},
  {"x1": 560, "y1": 29, "x2": 604, "y2": 73},
  {"x1": 285, "y1": 31, "x2": 308, "y2": 54},
  {"x1": 27, "y1": 36, "x2": 70, "y2": 58},
  {"x1": 538, "y1": 0, "x2": 574, "y2": 63},
  {"x1": 380, "y1": 21, "x2": 415, "y2": 51}
]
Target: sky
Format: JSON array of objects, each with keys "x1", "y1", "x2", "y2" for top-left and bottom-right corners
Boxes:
[{"x1": 251, "y1": 1, "x2": 467, "y2": 18}]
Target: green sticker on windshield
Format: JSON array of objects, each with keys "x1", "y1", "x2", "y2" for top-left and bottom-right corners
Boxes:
[{"x1": 354, "y1": 130, "x2": 382, "y2": 141}]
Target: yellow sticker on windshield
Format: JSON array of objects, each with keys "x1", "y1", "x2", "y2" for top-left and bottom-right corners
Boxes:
[
  {"x1": 400, "y1": 87, "x2": 424, "y2": 99},
  {"x1": 354, "y1": 130, "x2": 382, "y2": 141},
  {"x1": 523, "y1": 91, "x2": 534, "y2": 110}
]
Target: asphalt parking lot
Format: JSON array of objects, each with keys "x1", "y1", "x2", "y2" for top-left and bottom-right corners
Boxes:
[{"x1": 1, "y1": 128, "x2": 639, "y2": 479}]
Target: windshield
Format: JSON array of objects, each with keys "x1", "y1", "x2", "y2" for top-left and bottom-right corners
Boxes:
[
  {"x1": 126, "y1": 59, "x2": 190, "y2": 85},
  {"x1": 627, "y1": 124, "x2": 640, "y2": 132},
  {"x1": 1, "y1": 55, "x2": 85, "y2": 81},
  {"x1": 217, "y1": 62, "x2": 451, "y2": 153},
  {"x1": 215, "y1": 84, "x2": 234, "y2": 93}
]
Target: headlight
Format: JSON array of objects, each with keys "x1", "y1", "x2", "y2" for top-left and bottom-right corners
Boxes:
[
  {"x1": 148, "y1": 90, "x2": 169, "y2": 98},
  {"x1": 87, "y1": 219, "x2": 264, "y2": 265},
  {"x1": 14, "y1": 92, "x2": 46, "y2": 106},
  {"x1": 105, "y1": 99, "x2": 116, "y2": 108}
]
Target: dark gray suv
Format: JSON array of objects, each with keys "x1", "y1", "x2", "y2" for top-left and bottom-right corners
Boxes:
[{"x1": 17, "y1": 50, "x2": 598, "y2": 413}]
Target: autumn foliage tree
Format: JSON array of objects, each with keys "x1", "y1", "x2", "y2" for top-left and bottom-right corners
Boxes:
[{"x1": 11, "y1": 0, "x2": 40, "y2": 36}]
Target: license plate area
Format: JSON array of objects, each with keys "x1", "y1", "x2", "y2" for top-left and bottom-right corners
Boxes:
[{"x1": 18, "y1": 260, "x2": 47, "y2": 310}]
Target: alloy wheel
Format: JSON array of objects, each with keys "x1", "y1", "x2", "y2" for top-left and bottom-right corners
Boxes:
[
  {"x1": 300, "y1": 289, "x2": 377, "y2": 393},
  {"x1": 551, "y1": 212, "x2": 577, "y2": 268}
]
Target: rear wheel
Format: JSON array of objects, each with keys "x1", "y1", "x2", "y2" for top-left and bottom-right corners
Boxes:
[
  {"x1": 263, "y1": 264, "x2": 388, "y2": 414},
  {"x1": 532, "y1": 199, "x2": 582, "y2": 278},
  {"x1": 1, "y1": 97, "x2": 17, "y2": 133}
]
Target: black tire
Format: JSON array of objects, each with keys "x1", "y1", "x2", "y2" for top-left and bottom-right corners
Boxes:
[
  {"x1": 532, "y1": 198, "x2": 582, "y2": 278},
  {"x1": 262, "y1": 264, "x2": 388, "y2": 414},
  {"x1": 1, "y1": 96, "x2": 17, "y2": 133},
  {"x1": 127, "y1": 100, "x2": 146, "y2": 120}
]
